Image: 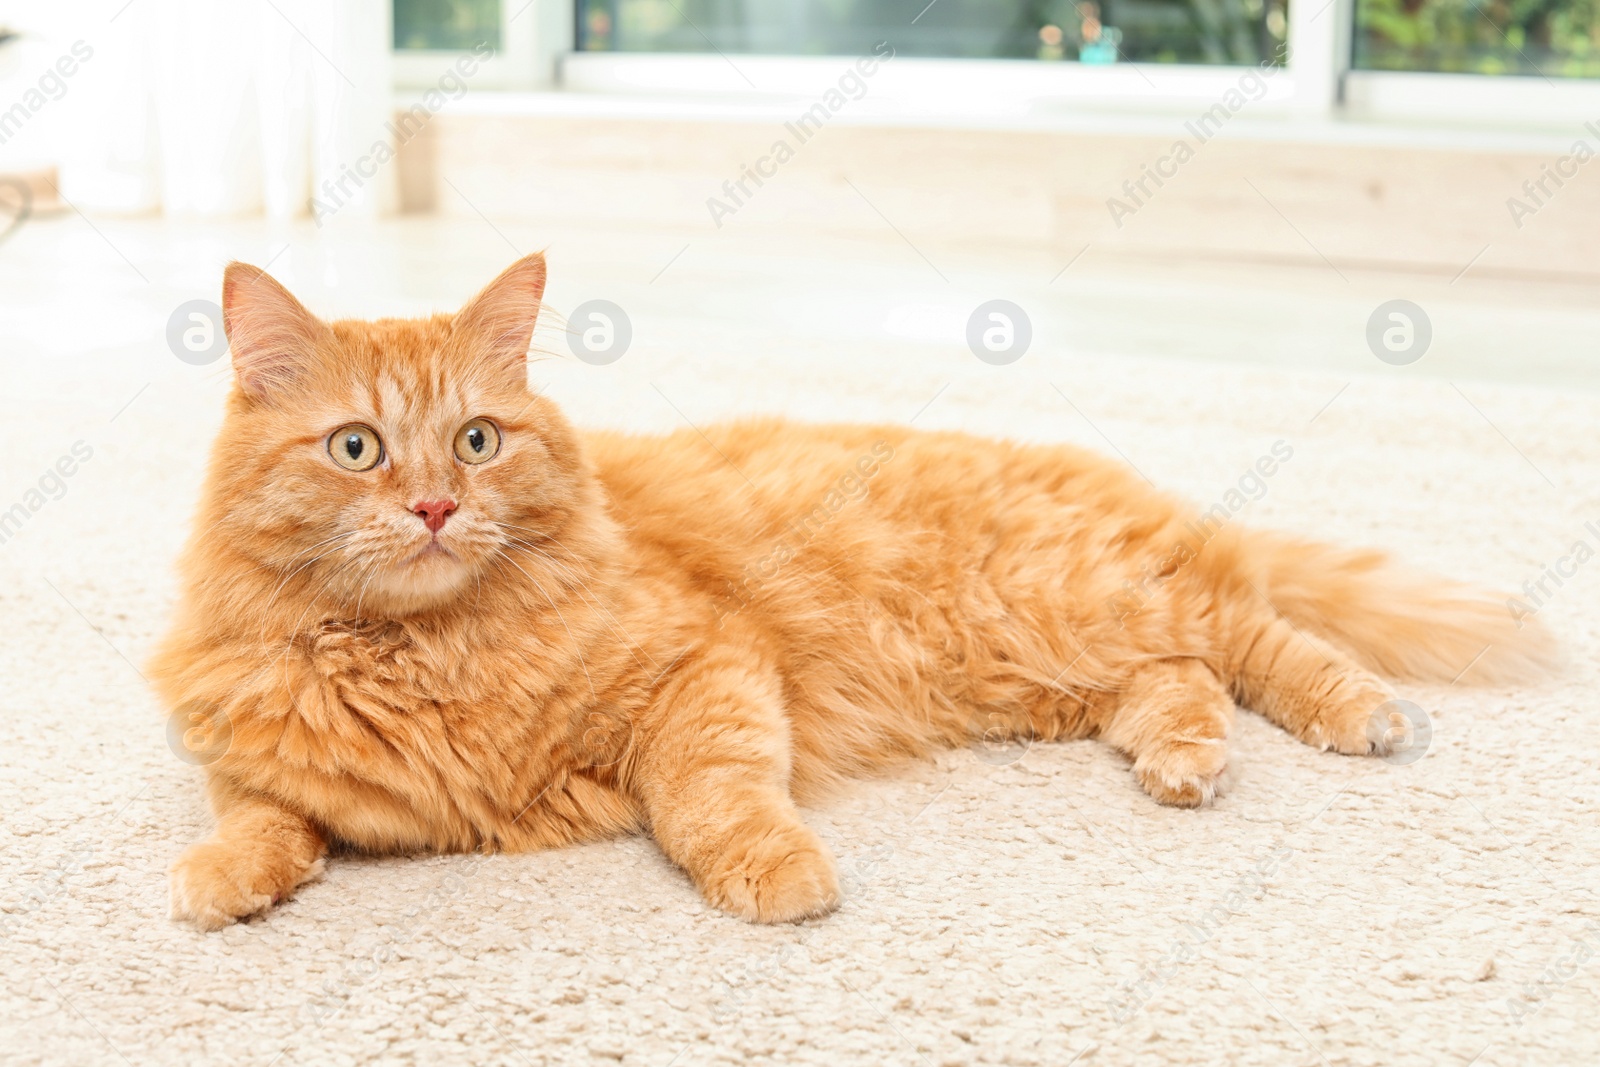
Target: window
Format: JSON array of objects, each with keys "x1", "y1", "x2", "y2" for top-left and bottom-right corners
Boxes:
[
  {"x1": 395, "y1": 0, "x2": 504, "y2": 51},
  {"x1": 389, "y1": 0, "x2": 1600, "y2": 116},
  {"x1": 1354, "y1": 0, "x2": 1600, "y2": 77},
  {"x1": 573, "y1": 0, "x2": 1290, "y2": 67},
  {"x1": 392, "y1": 0, "x2": 548, "y2": 90}
]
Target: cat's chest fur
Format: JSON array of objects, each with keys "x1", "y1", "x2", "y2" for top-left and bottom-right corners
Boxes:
[{"x1": 261, "y1": 616, "x2": 622, "y2": 852}]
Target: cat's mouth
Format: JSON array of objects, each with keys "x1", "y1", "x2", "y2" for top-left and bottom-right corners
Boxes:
[
  {"x1": 400, "y1": 540, "x2": 459, "y2": 566},
  {"x1": 372, "y1": 538, "x2": 474, "y2": 612}
]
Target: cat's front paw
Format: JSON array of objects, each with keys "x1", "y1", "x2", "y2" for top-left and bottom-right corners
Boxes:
[
  {"x1": 702, "y1": 821, "x2": 840, "y2": 924},
  {"x1": 169, "y1": 838, "x2": 324, "y2": 931},
  {"x1": 1135, "y1": 738, "x2": 1230, "y2": 807}
]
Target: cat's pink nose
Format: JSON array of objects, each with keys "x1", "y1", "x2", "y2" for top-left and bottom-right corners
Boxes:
[{"x1": 412, "y1": 499, "x2": 457, "y2": 534}]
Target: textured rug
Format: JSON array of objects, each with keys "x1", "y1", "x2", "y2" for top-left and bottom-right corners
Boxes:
[{"x1": 1, "y1": 217, "x2": 1596, "y2": 1066}]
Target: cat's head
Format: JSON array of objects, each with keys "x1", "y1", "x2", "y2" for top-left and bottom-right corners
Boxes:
[{"x1": 203, "y1": 253, "x2": 589, "y2": 618}]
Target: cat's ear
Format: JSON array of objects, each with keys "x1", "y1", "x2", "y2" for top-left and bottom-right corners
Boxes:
[
  {"x1": 221, "y1": 262, "x2": 333, "y2": 400},
  {"x1": 452, "y1": 252, "x2": 547, "y2": 379}
]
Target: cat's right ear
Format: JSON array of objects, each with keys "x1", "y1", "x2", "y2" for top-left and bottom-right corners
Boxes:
[{"x1": 221, "y1": 262, "x2": 332, "y2": 400}]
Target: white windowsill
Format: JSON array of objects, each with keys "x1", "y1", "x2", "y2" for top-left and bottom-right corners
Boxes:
[
  {"x1": 1345, "y1": 70, "x2": 1600, "y2": 129},
  {"x1": 419, "y1": 83, "x2": 1592, "y2": 157}
]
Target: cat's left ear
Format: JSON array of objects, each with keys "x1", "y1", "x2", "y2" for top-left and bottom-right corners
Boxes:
[{"x1": 453, "y1": 252, "x2": 547, "y2": 379}]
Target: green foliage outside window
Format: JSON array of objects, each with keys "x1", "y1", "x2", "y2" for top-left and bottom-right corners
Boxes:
[
  {"x1": 395, "y1": 0, "x2": 502, "y2": 51},
  {"x1": 1355, "y1": 0, "x2": 1600, "y2": 76}
]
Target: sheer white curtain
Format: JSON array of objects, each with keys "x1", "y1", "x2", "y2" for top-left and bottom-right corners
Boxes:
[{"x1": 38, "y1": 0, "x2": 394, "y2": 219}]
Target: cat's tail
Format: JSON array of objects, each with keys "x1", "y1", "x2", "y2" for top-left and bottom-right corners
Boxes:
[{"x1": 1247, "y1": 531, "x2": 1559, "y2": 686}]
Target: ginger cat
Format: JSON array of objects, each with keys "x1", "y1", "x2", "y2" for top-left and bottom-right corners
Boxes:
[{"x1": 152, "y1": 254, "x2": 1553, "y2": 930}]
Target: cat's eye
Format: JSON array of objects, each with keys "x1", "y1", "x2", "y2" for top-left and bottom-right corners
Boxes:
[
  {"x1": 328, "y1": 424, "x2": 382, "y2": 472},
  {"x1": 454, "y1": 418, "x2": 501, "y2": 465}
]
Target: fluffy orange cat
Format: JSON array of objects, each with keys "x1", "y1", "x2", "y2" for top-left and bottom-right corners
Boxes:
[{"x1": 152, "y1": 253, "x2": 1554, "y2": 930}]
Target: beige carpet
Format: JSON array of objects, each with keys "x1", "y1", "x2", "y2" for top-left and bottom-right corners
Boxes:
[{"x1": 2, "y1": 216, "x2": 1597, "y2": 1066}]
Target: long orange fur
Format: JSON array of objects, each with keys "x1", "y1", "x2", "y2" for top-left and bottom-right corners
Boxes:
[{"x1": 151, "y1": 254, "x2": 1556, "y2": 929}]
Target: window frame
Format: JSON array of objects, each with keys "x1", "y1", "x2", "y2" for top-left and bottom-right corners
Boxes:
[{"x1": 394, "y1": 0, "x2": 1600, "y2": 127}]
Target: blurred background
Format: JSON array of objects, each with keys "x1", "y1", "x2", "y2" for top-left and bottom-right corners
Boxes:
[
  {"x1": 3, "y1": 5, "x2": 1599, "y2": 1066},
  {"x1": 0, "y1": 0, "x2": 1595, "y2": 400},
  {"x1": 1, "y1": 0, "x2": 1595, "y2": 610}
]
